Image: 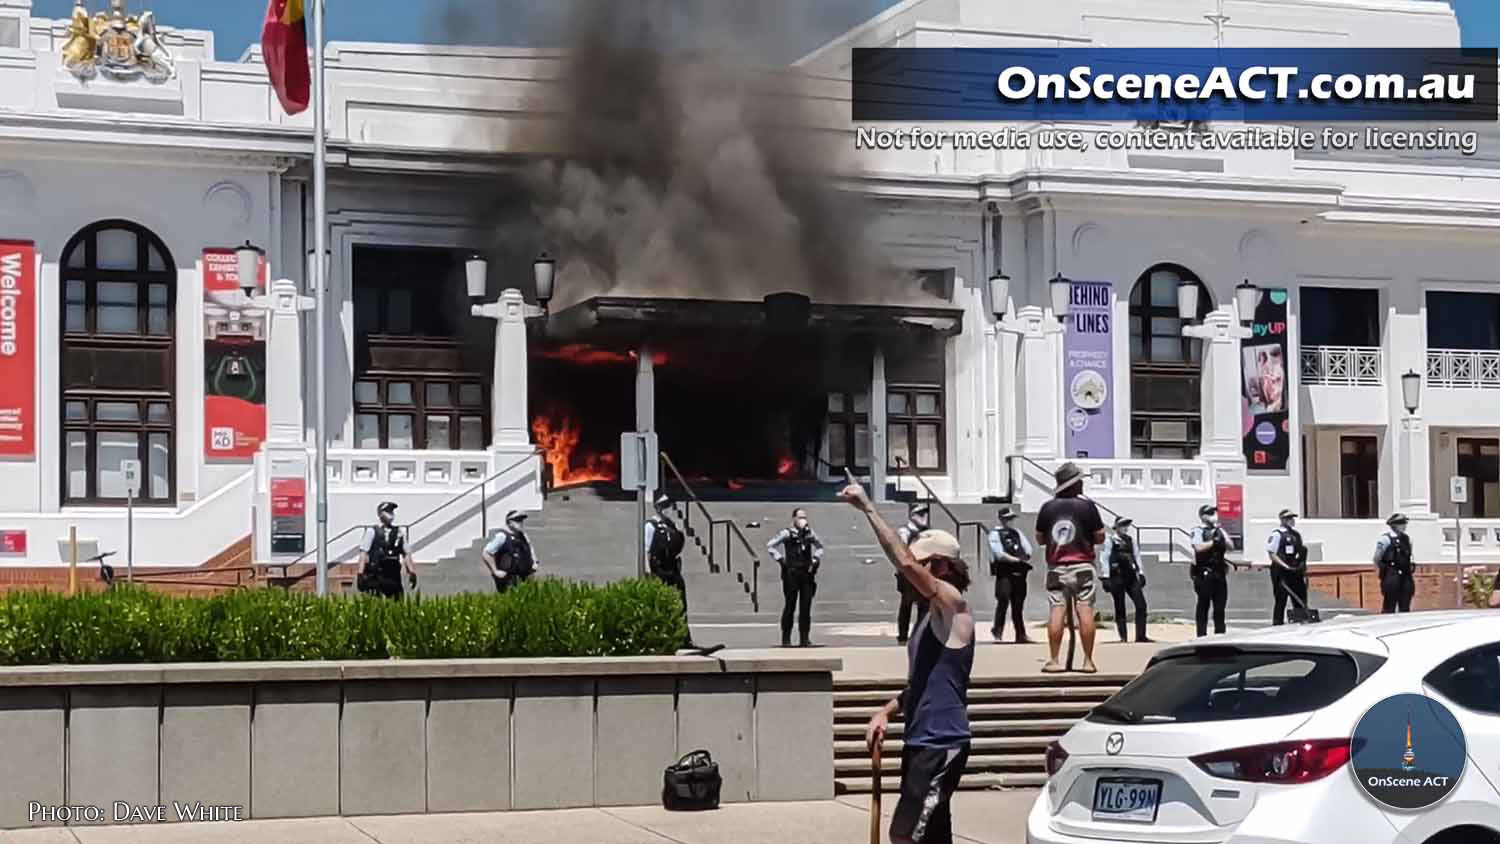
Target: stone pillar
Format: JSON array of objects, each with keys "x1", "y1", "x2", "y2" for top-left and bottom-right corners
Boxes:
[
  {"x1": 871, "y1": 346, "x2": 887, "y2": 501},
  {"x1": 1185, "y1": 308, "x2": 1251, "y2": 465},
  {"x1": 1398, "y1": 414, "x2": 1432, "y2": 515},
  {"x1": 1013, "y1": 306, "x2": 1062, "y2": 461},
  {"x1": 253, "y1": 279, "x2": 315, "y2": 563},
  {"x1": 636, "y1": 345, "x2": 656, "y2": 499},
  {"x1": 473, "y1": 289, "x2": 533, "y2": 450}
]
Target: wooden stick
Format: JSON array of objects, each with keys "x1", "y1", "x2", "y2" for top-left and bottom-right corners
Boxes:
[{"x1": 869, "y1": 741, "x2": 883, "y2": 844}]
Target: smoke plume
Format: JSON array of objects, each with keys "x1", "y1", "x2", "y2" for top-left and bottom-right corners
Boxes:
[{"x1": 443, "y1": 1, "x2": 893, "y2": 310}]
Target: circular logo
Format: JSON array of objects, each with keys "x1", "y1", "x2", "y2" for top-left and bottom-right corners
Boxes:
[
  {"x1": 1067, "y1": 407, "x2": 1090, "y2": 432},
  {"x1": 1105, "y1": 732, "x2": 1124, "y2": 755},
  {"x1": 1351, "y1": 693, "x2": 1466, "y2": 811},
  {"x1": 1070, "y1": 370, "x2": 1108, "y2": 410},
  {"x1": 1050, "y1": 520, "x2": 1077, "y2": 547},
  {"x1": 1255, "y1": 421, "x2": 1277, "y2": 445}
]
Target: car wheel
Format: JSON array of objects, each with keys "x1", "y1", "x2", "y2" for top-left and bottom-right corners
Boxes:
[{"x1": 1424, "y1": 826, "x2": 1500, "y2": 844}]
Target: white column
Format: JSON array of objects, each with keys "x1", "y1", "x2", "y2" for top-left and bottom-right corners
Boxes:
[
  {"x1": 636, "y1": 344, "x2": 656, "y2": 498},
  {"x1": 473, "y1": 288, "x2": 534, "y2": 450},
  {"x1": 1386, "y1": 301, "x2": 1433, "y2": 519},
  {"x1": 1013, "y1": 306, "x2": 1062, "y2": 461},
  {"x1": 264, "y1": 280, "x2": 314, "y2": 444},
  {"x1": 1398, "y1": 415, "x2": 1432, "y2": 514},
  {"x1": 871, "y1": 346, "x2": 887, "y2": 501},
  {"x1": 1185, "y1": 308, "x2": 1252, "y2": 465}
]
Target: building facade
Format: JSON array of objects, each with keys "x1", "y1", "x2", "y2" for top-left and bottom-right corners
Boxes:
[{"x1": 0, "y1": 0, "x2": 1496, "y2": 578}]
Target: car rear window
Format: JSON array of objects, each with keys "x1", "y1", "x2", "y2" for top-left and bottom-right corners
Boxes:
[{"x1": 1088, "y1": 648, "x2": 1375, "y2": 725}]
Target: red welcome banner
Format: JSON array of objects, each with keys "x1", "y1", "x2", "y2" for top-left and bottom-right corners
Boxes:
[
  {"x1": 203, "y1": 248, "x2": 269, "y2": 461},
  {"x1": 0, "y1": 241, "x2": 35, "y2": 458}
]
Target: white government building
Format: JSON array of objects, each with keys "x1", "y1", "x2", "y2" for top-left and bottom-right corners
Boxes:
[{"x1": 0, "y1": 0, "x2": 1496, "y2": 579}]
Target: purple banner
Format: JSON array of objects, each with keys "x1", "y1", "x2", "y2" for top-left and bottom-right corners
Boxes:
[{"x1": 1063, "y1": 281, "x2": 1115, "y2": 459}]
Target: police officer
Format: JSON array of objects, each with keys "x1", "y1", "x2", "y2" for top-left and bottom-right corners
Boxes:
[
  {"x1": 482, "y1": 510, "x2": 540, "y2": 593},
  {"x1": 357, "y1": 501, "x2": 417, "y2": 600},
  {"x1": 1100, "y1": 516, "x2": 1151, "y2": 643},
  {"x1": 1189, "y1": 504, "x2": 1231, "y2": 636},
  {"x1": 766, "y1": 508, "x2": 825, "y2": 647},
  {"x1": 1374, "y1": 513, "x2": 1415, "y2": 613},
  {"x1": 645, "y1": 493, "x2": 693, "y2": 645},
  {"x1": 1265, "y1": 508, "x2": 1309, "y2": 625},
  {"x1": 895, "y1": 502, "x2": 931, "y2": 644},
  {"x1": 987, "y1": 507, "x2": 1034, "y2": 643}
]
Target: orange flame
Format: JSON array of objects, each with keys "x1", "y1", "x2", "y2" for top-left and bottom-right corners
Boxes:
[
  {"x1": 628, "y1": 350, "x2": 671, "y2": 366},
  {"x1": 727, "y1": 479, "x2": 746, "y2": 491},
  {"x1": 777, "y1": 455, "x2": 798, "y2": 478},
  {"x1": 531, "y1": 410, "x2": 619, "y2": 486},
  {"x1": 537, "y1": 344, "x2": 633, "y2": 366}
]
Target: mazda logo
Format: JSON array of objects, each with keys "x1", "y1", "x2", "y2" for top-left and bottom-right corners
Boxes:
[{"x1": 1106, "y1": 733, "x2": 1125, "y2": 755}]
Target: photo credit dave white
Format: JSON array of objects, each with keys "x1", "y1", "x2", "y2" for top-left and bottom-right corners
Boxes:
[{"x1": 28, "y1": 801, "x2": 246, "y2": 823}]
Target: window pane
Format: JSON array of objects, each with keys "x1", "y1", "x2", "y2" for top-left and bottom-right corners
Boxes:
[
  {"x1": 354, "y1": 381, "x2": 379, "y2": 404},
  {"x1": 148, "y1": 245, "x2": 167, "y2": 273},
  {"x1": 147, "y1": 306, "x2": 169, "y2": 335},
  {"x1": 96, "y1": 402, "x2": 140, "y2": 422},
  {"x1": 889, "y1": 425, "x2": 910, "y2": 468},
  {"x1": 828, "y1": 423, "x2": 847, "y2": 466},
  {"x1": 887, "y1": 393, "x2": 908, "y2": 416},
  {"x1": 355, "y1": 414, "x2": 380, "y2": 449},
  {"x1": 916, "y1": 424, "x2": 940, "y2": 469},
  {"x1": 1090, "y1": 651, "x2": 1361, "y2": 725},
  {"x1": 97, "y1": 282, "x2": 139, "y2": 333},
  {"x1": 66, "y1": 305, "x2": 86, "y2": 332},
  {"x1": 854, "y1": 423, "x2": 870, "y2": 466},
  {"x1": 67, "y1": 432, "x2": 88, "y2": 498},
  {"x1": 388, "y1": 415, "x2": 414, "y2": 449},
  {"x1": 66, "y1": 244, "x2": 86, "y2": 269},
  {"x1": 827, "y1": 393, "x2": 845, "y2": 413},
  {"x1": 96, "y1": 228, "x2": 138, "y2": 270},
  {"x1": 147, "y1": 402, "x2": 171, "y2": 423},
  {"x1": 1129, "y1": 332, "x2": 1144, "y2": 361},
  {"x1": 1150, "y1": 316, "x2": 1182, "y2": 336},
  {"x1": 1424, "y1": 647, "x2": 1500, "y2": 715},
  {"x1": 96, "y1": 431, "x2": 139, "y2": 498},
  {"x1": 425, "y1": 383, "x2": 451, "y2": 407},
  {"x1": 459, "y1": 384, "x2": 483, "y2": 406},
  {"x1": 1149, "y1": 272, "x2": 1180, "y2": 307},
  {"x1": 388, "y1": 382, "x2": 414, "y2": 405},
  {"x1": 852, "y1": 393, "x2": 870, "y2": 413},
  {"x1": 355, "y1": 296, "x2": 378, "y2": 333},
  {"x1": 1150, "y1": 337, "x2": 1184, "y2": 362},
  {"x1": 66, "y1": 280, "x2": 86, "y2": 304},
  {"x1": 915, "y1": 393, "x2": 939, "y2": 416},
  {"x1": 148, "y1": 433, "x2": 169, "y2": 499},
  {"x1": 148, "y1": 283, "x2": 168, "y2": 305},
  {"x1": 65, "y1": 401, "x2": 88, "y2": 421},
  {"x1": 387, "y1": 290, "x2": 413, "y2": 333},
  {"x1": 459, "y1": 416, "x2": 484, "y2": 450},
  {"x1": 425, "y1": 416, "x2": 451, "y2": 450}
]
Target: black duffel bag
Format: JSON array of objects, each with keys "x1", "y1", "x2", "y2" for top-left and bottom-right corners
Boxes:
[{"x1": 662, "y1": 750, "x2": 722, "y2": 811}]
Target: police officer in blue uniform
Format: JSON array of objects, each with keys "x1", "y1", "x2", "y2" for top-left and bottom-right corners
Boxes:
[
  {"x1": 987, "y1": 506, "x2": 1034, "y2": 643},
  {"x1": 645, "y1": 493, "x2": 693, "y2": 646},
  {"x1": 1374, "y1": 513, "x2": 1415, "y2": 613},
  {"x1": 1100, "y1": 516, "x2": 1151, "y2": 642},
  {"x1": 358, "y1": 501, "x2": 417, "y2": 599},
  {"x1": 1265, "y1": 508, "x2": 1308, "y2": 624},
  {"x1": 767, "y1": 508, "x2": 825, "y2": 647},
  {"x1": 1189, "y1": 504, "x2": 1231, "y2": 635},
  {"x1": 483, "y1": 510, "x2": 540, "y2": 593}
]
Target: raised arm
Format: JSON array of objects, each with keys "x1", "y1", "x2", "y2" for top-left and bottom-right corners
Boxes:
[{"x1": 839, "y1": 482, "x2": 956, "y2": 611}]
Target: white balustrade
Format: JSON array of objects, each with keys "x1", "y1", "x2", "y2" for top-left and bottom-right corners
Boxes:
[
  {"x1": 325, "y1": 449, "x2": 492, "y2": 491},
  {"x1": 1300, "y1": 346, "x2": 1382, "y2": 386},
  {"x1": 1428, "y1": 349, "x2": 1500, "y2": 389}
]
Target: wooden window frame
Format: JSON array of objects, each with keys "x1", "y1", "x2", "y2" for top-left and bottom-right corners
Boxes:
[
  {"x1": 825, "y1": 391, "x2": 870, "y2": 475},
  {"x1": 59, "y1": 221, "x2": 176, "y2": 506},
  {"x1": 1129, "y1": 265, "x2": 1212, "y2": 460},
  {"x1": 886, "y1": 383, "x2": 946, "y2": 473},
  {"x1": 353, "y1": 372, "x2": 489, "y2": 451}
]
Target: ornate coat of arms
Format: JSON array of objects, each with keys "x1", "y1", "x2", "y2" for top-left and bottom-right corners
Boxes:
[{"x1": 60, "y1": 0, "x2": 176, "y2": 82}]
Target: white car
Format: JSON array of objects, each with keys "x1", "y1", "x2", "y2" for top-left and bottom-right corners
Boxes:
[{"x1": 1026, "y1": 611, "x2": 1500, "y2": 844}]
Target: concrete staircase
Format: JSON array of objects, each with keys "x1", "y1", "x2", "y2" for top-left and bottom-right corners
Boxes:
[{"x1": 831, "y1": 673, "x2": 1130, "y2": 793}]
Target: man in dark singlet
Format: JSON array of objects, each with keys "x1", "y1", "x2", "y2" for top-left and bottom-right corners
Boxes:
[{"x1": 842, "y1": 479, "x2": 974, "y2": 844}]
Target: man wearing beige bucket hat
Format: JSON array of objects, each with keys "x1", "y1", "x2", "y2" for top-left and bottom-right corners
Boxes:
[{"x1": 1034, "y1": 462, "x2": 1105, "y2": 674}]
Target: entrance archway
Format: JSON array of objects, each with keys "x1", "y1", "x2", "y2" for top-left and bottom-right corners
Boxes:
[{"x1": 1128, "y1": 264, "x2": 1212, "y2": 459}]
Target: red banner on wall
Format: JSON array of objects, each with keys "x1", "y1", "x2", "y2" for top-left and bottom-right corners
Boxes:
[
  {"x1": 0, "y1": 530, "x2": 27, "y2": 554},
  {"x1": 270, "y1": 476, "x2": 306, "y2": 555},
  {"x1": 203, "y1": 248, "x2": 269, "y2": 461},
  {"x1": 0, "y1": 241, "x2": 36, "y2": 458},
  {"x1": 1216, "y1": 483, "x2": 1244, "y2": 553}
]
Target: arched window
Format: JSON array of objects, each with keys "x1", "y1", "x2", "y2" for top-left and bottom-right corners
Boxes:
[
  {"x1": 59, "y1": 221, "x2": 176, "y2": 504},
  {"x1": 1128, "y1": 265, "x2": 1211, "y2": 459}
]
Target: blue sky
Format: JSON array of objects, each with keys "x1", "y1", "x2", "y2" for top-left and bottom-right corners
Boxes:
[{"x1": 32, "y1": 1, "x2": 1500, "y2": 60}]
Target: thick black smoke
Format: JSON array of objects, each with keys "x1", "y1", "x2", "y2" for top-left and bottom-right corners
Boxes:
[{"x1": 440, "y1": 1, "x2": 892, "y2": 310}]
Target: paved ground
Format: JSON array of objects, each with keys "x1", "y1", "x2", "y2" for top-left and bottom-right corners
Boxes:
[{"x1": 1, "y1": 792, "x2": 1040, "y2": 844}]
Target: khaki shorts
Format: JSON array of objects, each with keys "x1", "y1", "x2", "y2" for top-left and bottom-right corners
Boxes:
[{"x1": 1045, "y1": 563, "x2": 1098, "y2": 608}]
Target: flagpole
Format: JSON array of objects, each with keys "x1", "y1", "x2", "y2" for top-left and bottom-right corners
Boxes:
[{"x1": 312, "y1": 0, "x2": 329, "y2": 596}]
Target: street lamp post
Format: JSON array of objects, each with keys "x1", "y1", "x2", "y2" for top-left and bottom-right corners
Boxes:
[{"x1": 468, "y1": 253, "x2": 556, "y2": 463}]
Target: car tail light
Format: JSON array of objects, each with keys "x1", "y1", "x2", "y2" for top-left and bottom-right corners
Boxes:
[
  {"x1": 1191, "y1": 738, "x2": 1351, "y2": 784},
  {"x1": 1045, "y1": 741, "x2": 1069, "y2": 777}
]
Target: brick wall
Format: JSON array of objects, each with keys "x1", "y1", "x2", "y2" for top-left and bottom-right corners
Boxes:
[
  {"x1": 1309, "y1": 564, "x2": 1488, "y2": 612},
  {"x1": 0, "y1": 537, "x2": 253, "y2": 596}
]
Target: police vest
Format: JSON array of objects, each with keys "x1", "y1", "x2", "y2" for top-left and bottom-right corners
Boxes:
[
  {"x1": 368, "y1": 525, "x2": 406, "y2": 573},
  {"x1": 1108, "y1": 535, "x2": 1139, "y2": 583},
  {"x1": 782, "y1": 529, "x2": 816, "y2": 571},
  {"x1": 1381, "y1": 532, "x2": 1414, "y2": 578},
  {"x1": 1273, "y1": 527, "x2": 1307, "y2": 571},
  {"x1": 1193, "y1": 527, "x2": 1229, "y2": 580},
  {"x1": 648, "y1": 516, "x2": 685, "y2": 576},
  {"x1": 497, "y1": 528, "x2": 536, "y2": 578},
  {"x1": 994, "y1": 526, "x2": 1028, "y2": 573}
]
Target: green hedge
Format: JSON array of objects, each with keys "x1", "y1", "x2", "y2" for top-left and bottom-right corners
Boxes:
[{"x1": 0, "y1": 579, "x2": 687, "y2": 666}]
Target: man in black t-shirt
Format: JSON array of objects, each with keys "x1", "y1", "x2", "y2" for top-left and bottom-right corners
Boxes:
[{"x1": 1034, "y1": 463, "x2": 1105, "y2": 674}]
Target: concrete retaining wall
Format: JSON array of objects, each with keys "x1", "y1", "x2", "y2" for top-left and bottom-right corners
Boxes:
[{"x1": 0, "y1": 653, "x2": 837, "y2": 829}]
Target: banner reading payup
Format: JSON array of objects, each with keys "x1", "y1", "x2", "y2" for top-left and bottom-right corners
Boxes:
[{"x1": 202, "y1": 248, "x2": 269, "y2": 461}]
